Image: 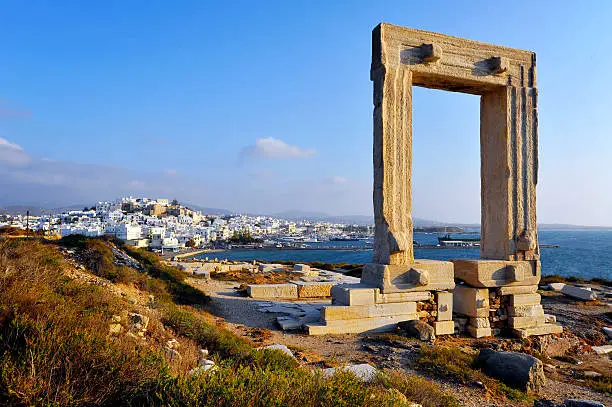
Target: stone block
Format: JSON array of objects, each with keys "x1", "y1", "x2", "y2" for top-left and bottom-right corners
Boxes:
[
  {"x1": 470, "y1": 317, "x2": 491, "y2": 328},
  {"x1": 508, "y1": 305, "x2": 544, "y2": 317},
  {"x1": 509, "y1": 293, "x2": 541, "y2": 306},
  {"x1": 361, "y1": 260, "x2": 454, "y2": 293},
  {"x1": 452, "y1": 260, "x2": 540, "y2": 288},
  {"x1": 467, "y1": 325, "x2": 492, "y2": 338},
  {"x1": 376, "y1": 291, "x2": 432, "y2": 303},
  {"x1": 247, "y1": 284, "x2": 298, "y2": 299},
  {"x1": 591, "y1": 345, "x2": 612, "y2": 355},
  {"x1": 508, "y1": 316, "x2": 546, "y2": 329},
  {"x1": 321, "y1": 302, "x2": 417, "y2": 321},
  {"x1": 544, "y1": 314, "x2": 557, "y2": 324},
  {"x1": 513, "y1": 324, "x2": 563, "y2": 338},
  {"x1": 436, "y1": 291, "x2": 453, "y2": 321},
  {"x1": 453, "y1": 285, "x2": 490, "y2": 317},
  {"x1": 434, "y1": 320, "x2": 455, "y2": 335},
  {"x1": 561, "y1": 285, "x2": 598, "y2": 301},
  {"x1": 306, "y1": 314, "x2": 418, "y2": 335},
  {"x1": 331, "y1": 284, "x2": 378, "y2": 306},
  {"x1": 294, "y1": 264, "x2": 311, "y2": 272},
  {"x1": 292, "y1": 281, "x2": 333, "y2": 298},
  {"x1": 498, "y1": 285, "x2": 538, "y2": 296},
  {"x1": 258, "y1": 264, "x2": 285, "y2": 273}
]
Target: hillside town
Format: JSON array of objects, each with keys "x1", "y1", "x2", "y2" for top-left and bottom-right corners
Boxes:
[{"x1": 0, "y1": 197, "x2": 373, "y2": 252}]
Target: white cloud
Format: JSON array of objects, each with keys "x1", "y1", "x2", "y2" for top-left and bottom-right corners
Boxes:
[
  {"x1": 0, "y1": 137, "x2": 30, "y2": 166},
  {"x1": 241, "y1": 137, "x2": 317, "y2": 159}
]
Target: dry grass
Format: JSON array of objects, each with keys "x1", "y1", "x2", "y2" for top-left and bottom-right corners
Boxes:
[
  {"x1": 210, "y1": 269, "x2": 296, "y2": 284},
  {"x1": 0, "y1": 237, "x2": 462, "y2": 407},
  {"x1": 415, "y1": 345, "x2": 532, "y2": 404}
]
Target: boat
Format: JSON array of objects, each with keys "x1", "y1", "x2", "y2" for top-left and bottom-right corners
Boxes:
[
  {"x1": 330, "y1": 236, "x2": 360, "y2": 241},
  {"x1": 437, "y1": 234, "x2": 480, "y2": 247}
]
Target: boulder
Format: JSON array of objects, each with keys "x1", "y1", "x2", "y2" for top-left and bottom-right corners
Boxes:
[
  {"x1": 474, "y1": 349, "x2": 545, "y2": 392},
  {"x1": 563, "y1": 400, "x2": 605, "y2": 407},
  {"x1": 602, "y1": 326, "x2": 612, "y2": 340},
  {"x1": 398, "y1": 320, "x2": 436, "y2": 342},
  {"x1": 322, "y1": 363, "x2": 377, "y2": 382}
]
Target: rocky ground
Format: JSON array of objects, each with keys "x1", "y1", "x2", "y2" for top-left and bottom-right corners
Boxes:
[{"x1": 188, "y1": 276, "x2": 612, "y2": 407}]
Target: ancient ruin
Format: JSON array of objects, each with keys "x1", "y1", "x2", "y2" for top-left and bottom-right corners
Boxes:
[{"x1": 306, "y1": 23, "x2": 561, "y2": 337}]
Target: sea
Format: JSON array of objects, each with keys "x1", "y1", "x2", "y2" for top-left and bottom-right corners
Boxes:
[{"x1": 195, "y1": 230, "x2": 612, "y2": 280}]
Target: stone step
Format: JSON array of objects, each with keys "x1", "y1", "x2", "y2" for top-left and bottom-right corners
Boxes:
[
  {"x1": 306, "y1": 314, "x2": 417, "y2": 335},
  {"x1": 321, "y1": 302, "x2": 417, "y2": 321},
  {"x1": 513, "y1": 323, "x2": 563, "y2": 339}
]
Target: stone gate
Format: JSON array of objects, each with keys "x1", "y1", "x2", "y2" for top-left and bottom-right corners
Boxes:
[{"x1": 307, "y1": 24, "x2": 560, "y2": 337}]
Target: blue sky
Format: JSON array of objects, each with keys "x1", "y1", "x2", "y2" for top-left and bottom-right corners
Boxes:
[{"x1": 0, "y1": 1, "x2": 611, "y2": 225}]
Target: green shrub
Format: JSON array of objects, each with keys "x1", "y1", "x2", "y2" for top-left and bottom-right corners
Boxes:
[{"x1": 122, "y1": 246, "x2": 210, "y2": 306}]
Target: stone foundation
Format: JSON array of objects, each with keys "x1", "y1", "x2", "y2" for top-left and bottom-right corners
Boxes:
[
  {"x1": 306, "y1": 265, "x2": 455, "y2": 336},
  {"x1": 452, "y1": 260, "x2": 562, "y2": 338}
]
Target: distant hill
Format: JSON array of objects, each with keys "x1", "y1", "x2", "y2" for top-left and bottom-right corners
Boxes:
[
  {"x1": 184, "y1": 204, "x2": 232, "y2": 216},
  {"x1": 0, "y1": 204, "x2": 91, "y2": 216},
  {"x1": 269, "y1": 210, "x2": 451, "y2": 227}
]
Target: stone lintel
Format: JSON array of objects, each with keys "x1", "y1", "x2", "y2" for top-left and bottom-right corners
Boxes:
[
  {"x1": 361, "y1": 260, "x2": 454, "y2": 293},
  {"x1": 372, "y1": 23, "x2": 536, "y2": 93},
  {"x1": 452, "y1": 259, "x2": 540, "y2": 288}
]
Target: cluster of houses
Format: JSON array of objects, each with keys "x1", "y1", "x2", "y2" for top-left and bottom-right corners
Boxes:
[{"x1": 0, "y1": 197, "x2": 367, "y2": 252}]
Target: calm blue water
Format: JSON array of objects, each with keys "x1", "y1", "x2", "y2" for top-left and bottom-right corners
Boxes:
[{"x1": 197, "y1": 231, "x2": 612, "y2": 280}]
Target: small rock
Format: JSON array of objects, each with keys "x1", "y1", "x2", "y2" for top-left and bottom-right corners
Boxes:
[
  {"x1": 166, "y1": 338, "x2": 180, "y2": 349},
  {"x1": 189, "y1": 364, "x2": 216, "y2": 376},
  {"x1": 603, "y1": 326, "x2": 612, "y2": 340},
  {"x1": 474, "y1": 349, "x2": 545, "y2": 392},
  {"x1": 322, "y1": 364, "x2": 377, "y2": 382},
  {"x1": 591, "y1": 345, "x2": 612, "y2": 355},
  {"x1": 363, "y1": 344, "x2": 379, "y2": 353},
  {"x1": 534, "y1": 399, "x2": 558, "y2": 407},
  {"x1": 198, "y1": 359, "x2": 215, "y2": 367},
  {"x1": 163, "y1": 347, "x2": 182, "y2": 362},
  {"x1": 259, "y1": 344, "x2": 294, "y2": 358},
  {"x1": 108, "y1": 323, "x2": 123, "y2": 335},
  {"x1": 128, "y1": 312, "x2": 150, "y2": 330},
  {"x1": 582, "y1": 371, "x2": 602, "y2": 378},
  {"x1": 200, "y1": 349, "x2": 209, "y2": 359},
  {"x1": 544, "y1": 364, "x2": 556, "y2": 374},
  {"x1": 473, "y1": 380, "x2": 486, "y2": 389},
  {"x1": 111, "y1": 315, "x2": 121, "y2": 323},
  {"x1": 398, "y1": 320, "x2": 436, "y2": 342}
]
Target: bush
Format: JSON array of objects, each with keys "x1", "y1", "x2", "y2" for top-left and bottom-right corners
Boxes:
[
  {"x1": 0, "y1": 239, "x2": 169, "y2": 406},
  {"x1": 122, "y1": 246, "x2": 210, "y2": 306}
]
